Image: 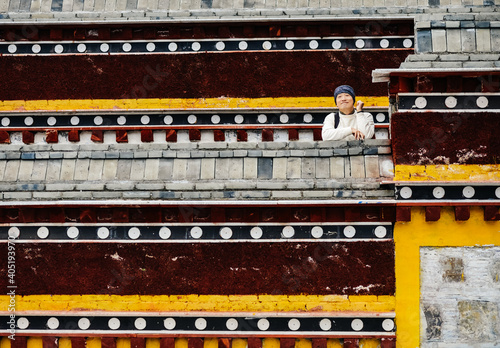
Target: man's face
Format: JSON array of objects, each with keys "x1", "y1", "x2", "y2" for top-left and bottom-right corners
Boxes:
[{"x1": 336, "y1": 93, "x2": 354, "y2": 113}]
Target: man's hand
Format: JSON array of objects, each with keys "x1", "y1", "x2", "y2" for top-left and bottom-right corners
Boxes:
[
  {"x1": 356, "y1": 100, "x2": 364, "y2": 112},
  {"x1": 351, "y1": 127, "x2": 365, "y2": 140}
]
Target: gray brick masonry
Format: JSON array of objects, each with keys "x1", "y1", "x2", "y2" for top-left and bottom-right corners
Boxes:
[{"x1": 0, "y1": 140, "x2": 394, "y2": 201}]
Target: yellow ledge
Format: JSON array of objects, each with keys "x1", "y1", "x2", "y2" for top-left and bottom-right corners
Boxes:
[
  {"x1": 0, "y1": 97, "x2": 389, "y2": 112},
  {"x1": 394, "y1": 164, "x2": 500, "y2": 181},
  {"x1": 394, "y1": 207, "x2": 500, "y2": 348},
  {"x1": 0, "y1": 294, "x2": 394, "y2": 313}
]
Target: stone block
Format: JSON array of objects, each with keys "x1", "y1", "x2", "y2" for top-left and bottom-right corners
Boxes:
[
  {"x1": 349, "y1": 156, "x2": 365, "y2": 178},
  {"x1": 135, "y1": 183, "x2": 165, "y2": 190},
  {"x1": 257, "y1": 158, "x2": 273, "y2": 179},
  {"x1": 241, "y1": 191, "x2": 271, "y2": 199},
  {"x1": 102, "y1": 159, "x2": 118, "y2": 180},
  {"x1": 432, "y1": 61, "x2": 464, "y2": 68},
  {"x1": 446, "y1": 28, "x2": 462, "y2": 52},
  {"x1": 60, "y1": 159, "x2": 76, "y2": 181},
  {"x1": 200, "y1": 158, "x2": 215, "y2": 180},
  {"x1": 46, "y1": 160, "x2": 62, "y2": 181},
  {"x1": 18, "y1": 161, "x2": 34, "y2": 181},
  {"x1": 45, "y1": 183, "x2": 76, "y2": 191},
  {"x1": 301, "y1": 158, "x2": 315, "y2": 179},
  {"x1": 287, "y1": 180, "x2": 314, "y2": 190},
  {"x1": 431, "y1": 29, "x2": 447, "y2": 52},
  {"x1": 144, "y1": 159, "x2": 160, "y2": 180},
  {"x1": 271, "y1": 191, "x2": 300, "y2": 199},
  {"x1": 315, "y1": 158, "x2": 330, "y2": 179},
  {"x1": 172, "y1": 159, "x2": 188, "y2": 180},
  {"x1": 272, "y1": 158, "x2": 287, "y2": 179},
  {"x1": 461, "y1": 28, "x2": 476, "y2": 52},
  {"x1": 158, "y1": 159, "x2": 174, "y2": 180},
  {"x1": 87, "y1": 160, "x2": 104, "y2": 181},
  {"x1": 74, "y1": 158, "x2": 90, "y2": 181},
  {"x1": 215, "y1": 158, "x2": 230, "y2": 179},
  {"x1": 463, "y1": 61, "x2": 495, "y2": 68},
  {"x1": 106, "y1": 182, "x2": 135, "y2": 191},
  {"x1": 69, "y1": 183, "x2": 102, "y2": 193},
  {"x1": 31, "y1": 161, "x2": 48, "y2": 181},
  {"x1": 228, "y1": 158, "x2": 243, "y2": 179},
  {"x1": 364, "y1": 155, "x2": 380, "y2": 178},
  {"x1": 440, "y1": 53, "x2": 470, "y2": 61},
  {"x1": 285, "y1": 158, "x2": 300, "y2": 179},
  {"x1": 416, "y1": 29, "x2": 433, "y2": 53},
  {"x1": 186, "y1": 159, "x2": 201, "y2": 180},
  {"x1": 330, "y1": 157, "x2": 345, "y2": 178},
  {"x1": 241, "y1": 158, "x2": 256, "y2": 180},
  {"x1": 476, "y1": 28, "x2": 492, "y2": 52},
  {"x1": 164, "y1": 182, "x2": 195, "y2": 191},
  {"x1": 470, "y1": 53, "x2": 500, "y2": 60},
  {"x1": 4, "y1": 192, "x2": 32, "y2": 200}
]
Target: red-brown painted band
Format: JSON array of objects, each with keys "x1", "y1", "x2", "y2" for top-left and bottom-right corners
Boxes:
[
  {"x1": 0, "y1": 50, "x2": 410, "y2": 100},
  {"x1": 0, "y1": 205, "x2": 397, "y2": 223},
  {"x1": 0, "y1": 242, "x2": 394, "y2": 295},
  {"x1": 392, "y1": 112, "x2": 500, "y2": 165},
  {"x1": 0, "y1": 20, "x2": 414, "y2": 41}
]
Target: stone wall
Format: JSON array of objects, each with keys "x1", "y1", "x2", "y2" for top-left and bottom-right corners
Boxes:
[
  {"x1": 0, "y1": 140, "x2": 393, "y2": 201},
  {"x1": 420, "y1": 247, "x2": 500, "y2": 347}
]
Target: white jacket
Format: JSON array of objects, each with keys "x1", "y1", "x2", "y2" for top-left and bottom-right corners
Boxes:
[{"x1": 321, "y1": 110, "x2": 375, "y2": 141}]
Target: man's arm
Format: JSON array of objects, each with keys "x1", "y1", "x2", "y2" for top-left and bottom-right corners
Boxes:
[
  {"x1": 321, "y1": 113, "x2": 352, "y2": 141},
  {"x1": 356, "y1": 112, "x2": 375, "y2": 139}
]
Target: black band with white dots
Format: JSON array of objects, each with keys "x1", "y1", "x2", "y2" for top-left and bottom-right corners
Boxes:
[
  {"x1": 2, "y1": 223, "x2": 393, "y2": 242},
  {"x1": 0, "y1": 37, "x2": 413, "y2": 56},
  {"x1": 398, "y1": 94, "x2": 500, "y2": 111},
  {"x1": 396, "y1": 184, "x2": 500, "y2": 201},
  {"x1": 1, "y1": 314, "x2": 396, "y2": 337},
  {"x1": 0, "y1": 110, "x2": 390, "y2": 128}
]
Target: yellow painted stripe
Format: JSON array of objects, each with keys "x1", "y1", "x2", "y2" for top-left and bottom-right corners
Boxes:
[
  {"x1": 326, "y1": 339, "x2": 342, "y2": 348},
  {"x1": 204, "y1": 338, "x2": 218, "y2": 348},
  {"x1": 263, "y1": 338, "x2": 280, "y2": 348},
  {"x1": 27, "y1": 338, "x2": 43, "y2": 348},
  {"x1": 59, "y1": 338, "x2": 72, "y2": 348},
  {"x1": 394, "y1": 164, "x2": 500, "y2": 181},
  {"x1": 176, "y1": 338, "x2": 188, "y2": 348},
  {"x1": 87, "y1": 338, "x2": 101, "y2": 348},
  {"x1": 146, "y1": 339, "x2": 161, "y2": 348},
  {"x1": 1, "y1": 337, "x2": 11, "y2": 348},
  {"x1": 395, "y1": 207, "x2": 500, "y2": 348},
  {"x1": 232, "y1": 339, "x2": 248, "y2": 348},
  {"x1": 0, "y1": 97, "x2": 389, "y2": 112},
  {"x1": 0, "y1": 294, "x2": 394, "y2": 313}
]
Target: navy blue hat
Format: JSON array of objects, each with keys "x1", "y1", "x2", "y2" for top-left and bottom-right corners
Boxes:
[{"x1": 334, "y1": 85, "x2": 355, "y2": 103}]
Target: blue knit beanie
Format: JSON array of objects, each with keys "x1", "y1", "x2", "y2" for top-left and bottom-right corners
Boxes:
[{"x1": 334, "y1": 85, "x2": 355, "y2": 104}]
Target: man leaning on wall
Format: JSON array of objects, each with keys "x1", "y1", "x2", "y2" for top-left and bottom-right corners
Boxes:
[{"x1": 321, "y1": 85, "x2": 375, "y2": 141}]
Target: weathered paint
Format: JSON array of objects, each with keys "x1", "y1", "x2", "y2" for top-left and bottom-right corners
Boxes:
[
  {"x1": 0, "y1": 51, "x2": 409, "y2": 100},
  {"x1": 0, "y1": 294, "x2": 395, "y2": 313},
  {"x1": 392, "y1": 112, "x2": 500, "y2": 165},
  {"x1": 394, "y1": 206, "x2": 500, "y2": 348},
  {"x1": 0, "y1": 96, "x2": 388, "y2": 113},
  {"x1": 394, "y1": 164, "x2": 500, "y2": 181},
  {"x1": 0, "y1": 242, "x2": 395, "y2": 296}
]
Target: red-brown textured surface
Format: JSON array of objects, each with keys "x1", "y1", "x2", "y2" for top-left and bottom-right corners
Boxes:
[
  {"x1": 0, "y1": 242, "x2": 394, "y2": 295},
  {"x1": 0, "y1": 20, "x2": 414, "y2": 41},
  {"x1": 392, "y1": 112, "x2": 500, "y2": 165},
  {"x1": 0, "y1": 205, "x2": 396, "y2": 223},
  {"x1": 0, "y1": 50, "x2": 410, "y2": 100}
]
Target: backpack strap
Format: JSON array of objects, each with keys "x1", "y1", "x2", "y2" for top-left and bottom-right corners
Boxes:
[{"x1": 334, "y1": 112, "x2": 340, "y2": 128}]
